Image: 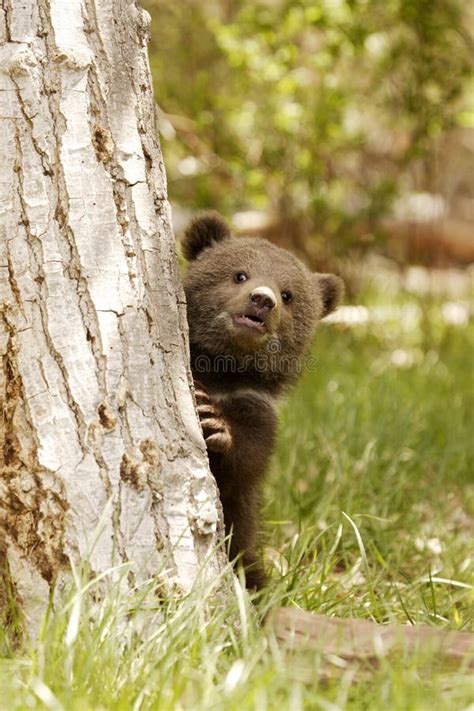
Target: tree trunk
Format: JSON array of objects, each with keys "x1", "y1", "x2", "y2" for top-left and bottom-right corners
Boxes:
[{"x1": 0, "y1": 0, "x2": 225, "y2": 635}]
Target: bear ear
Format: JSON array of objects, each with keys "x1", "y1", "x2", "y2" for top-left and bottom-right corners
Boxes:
[
  {"x1": 314, "y1": 273, "x2": 344, "y2": 318},
  {"x1": 182, "y1": 212, "x2": 232, "y2": 261}
]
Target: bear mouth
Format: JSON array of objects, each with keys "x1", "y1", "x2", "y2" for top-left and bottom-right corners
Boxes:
[{"x1": 233, "y1": 313, "x2": 267, "y2": 333}]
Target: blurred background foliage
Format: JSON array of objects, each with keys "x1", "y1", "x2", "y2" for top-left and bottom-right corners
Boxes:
[{"x1": 144, "y1": 0, "x2": 473, "y2": 271}]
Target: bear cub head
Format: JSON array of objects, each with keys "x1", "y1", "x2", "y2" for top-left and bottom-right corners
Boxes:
[{"x1": 183, "y1": 212, "x2": 343, "y2": 388}]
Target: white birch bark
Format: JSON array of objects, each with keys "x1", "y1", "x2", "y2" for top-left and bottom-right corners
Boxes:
[{"x1": 0, "y1": 0, "x2": 225, "y2": 634}]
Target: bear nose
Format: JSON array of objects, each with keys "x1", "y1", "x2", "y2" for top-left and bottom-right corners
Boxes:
[{"x1": 250, "y1": 286, "x2": 276, "y2": 311}]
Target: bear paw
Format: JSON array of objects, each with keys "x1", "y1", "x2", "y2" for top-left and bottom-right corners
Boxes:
[{"x1": 194, "y1": 383, "x2": 232, "y2": 454}]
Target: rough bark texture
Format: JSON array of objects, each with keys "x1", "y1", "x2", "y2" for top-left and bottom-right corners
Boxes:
[{"x1": 0, "y1": 0, "x2": 225, "y2": 635}]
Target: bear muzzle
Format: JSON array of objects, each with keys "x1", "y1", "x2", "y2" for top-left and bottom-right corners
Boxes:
[
  {"x1": 249, "y1": 286, "x2": 276, "y2": 312},
  {"x1": 232, "y1": 286, "x2": 279, "y2": 336}
]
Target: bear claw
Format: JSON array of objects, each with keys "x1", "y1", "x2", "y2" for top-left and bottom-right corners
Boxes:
[
  {"x1": 194, "y1": 383, "x2": 232, "y2": 453},
  {"x1": 204, "y1": 431, "x2": 232, "y2": 453}
]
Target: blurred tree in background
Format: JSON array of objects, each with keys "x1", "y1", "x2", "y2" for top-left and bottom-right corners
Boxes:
[{"x1": 144, "y1": 0, "x2": 472, "y2": 266}]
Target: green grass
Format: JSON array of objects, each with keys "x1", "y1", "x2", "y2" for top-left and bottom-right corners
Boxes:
[
  {"x1": 1, "y1": 286, "x2": 473, "y2": 710},
  {"x1": 266, "y1": 296, "x2": 473, "y2": 629}
]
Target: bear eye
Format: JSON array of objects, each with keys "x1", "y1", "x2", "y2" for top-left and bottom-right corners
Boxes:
[
  {"x1": 234, "y1": 272, "x2": 248, "y2": 283},
  {"x1": 281, "y1": 290, "x2": 293, "y2": 304}
]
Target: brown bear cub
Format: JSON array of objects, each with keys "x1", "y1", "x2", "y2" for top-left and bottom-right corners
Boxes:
[{"x1": 182, "y1": 213, "x2": 343, "y2": 589}]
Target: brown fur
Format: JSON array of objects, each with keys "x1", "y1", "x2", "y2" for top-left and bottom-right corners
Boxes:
[{"x1": 183, "y1": 213, "x2": 343, "y2": 588}]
